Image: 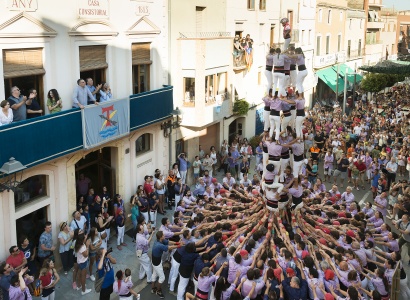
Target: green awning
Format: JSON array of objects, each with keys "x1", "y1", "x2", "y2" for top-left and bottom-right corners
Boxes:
[
  {"x1": 316, "y1": 67, "x2": 345, "y2": 94},
  {"x1": 333, "y1": 64, "x2": 363, "y2": 83}
]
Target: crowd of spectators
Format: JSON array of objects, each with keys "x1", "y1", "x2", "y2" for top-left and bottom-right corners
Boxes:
[
  {"x1": 0, "y1": 78, "x2": 113, "y2": 126},
  {"x1": 1, "y1": 82, "x2": 410, "y2": 300}
]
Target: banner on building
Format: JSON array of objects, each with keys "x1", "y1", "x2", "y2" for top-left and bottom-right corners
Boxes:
[{"x1": 82, "y1": 98, "x2": 130, "y2": 149}]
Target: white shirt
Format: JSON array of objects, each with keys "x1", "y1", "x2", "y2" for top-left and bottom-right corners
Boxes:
[
  {"x1": 0, "y1": 108, "x2": 13, "y2": 125},
  {"x1": 70, "y1": 215, "x2": 87, "y2": 231}
]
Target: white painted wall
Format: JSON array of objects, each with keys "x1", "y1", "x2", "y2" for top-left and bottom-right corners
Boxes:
[{"x1": 0, "y1": 0, "x2": 169, "y2": 107}]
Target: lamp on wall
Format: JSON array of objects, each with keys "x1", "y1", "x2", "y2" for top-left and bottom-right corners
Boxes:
[
  {"x1": 0, "y1": 157, "x2": 26, "y2": 192},
  {"x1": 160, "y1": 107, "x2": 182, "y2": 138}
]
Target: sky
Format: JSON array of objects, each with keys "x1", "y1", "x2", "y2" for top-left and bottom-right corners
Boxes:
[{"x1": 383, "y1": 0, "x2": 410, "y2": 11}]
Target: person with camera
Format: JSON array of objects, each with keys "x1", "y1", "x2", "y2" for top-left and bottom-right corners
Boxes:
[
  {"x1": 88, "y1": 227, "x2": 103, "y2": 282},
  {"x1": 96, "y1": 211, "x2": 114, "y2": 250},
  {"x1": 8, "y1": 267, "x2": 33, "y2": 300},
  {"x1": 96, "y1": 247, "x2": 116, "y2": 300},
  {"x1": 75, "y1": 233, "x2": 92, "y2": 295}
]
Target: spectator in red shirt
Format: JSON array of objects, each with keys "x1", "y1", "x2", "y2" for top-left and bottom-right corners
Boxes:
[
  {"x1": 354, "y1": 159, "x2": 367, "y2": 189},
  {"x1": 143, "y1": 175, "x2": 154, "y2": 195},
  {"x1": 6, "y1": 246, "x2": 27, "y2": 272}
]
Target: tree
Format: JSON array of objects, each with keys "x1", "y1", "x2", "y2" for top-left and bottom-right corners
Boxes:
[{"x1": 360, "y1": 73, "x2": 406, "y2": 93}]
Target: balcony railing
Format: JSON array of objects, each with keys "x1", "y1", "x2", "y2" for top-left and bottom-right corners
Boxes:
[
  {"x1": 347, "y1": 49, "x2": 364, "y2": 60},
  {"x1": 0, "y1": 86, "x2": 173, "y2": 169},
  {"x1": 183, "y1": 92, "x2": 228, "y2": 108},
  {"x1": 368, "y1": 0, "x2": 383, "y2": 6},
  {"x1": 233, "y1": 52, "x2": 247, "y2": 70},
  {"x1": 179, "y1": 32, "x2": 231, "y2": 39}
]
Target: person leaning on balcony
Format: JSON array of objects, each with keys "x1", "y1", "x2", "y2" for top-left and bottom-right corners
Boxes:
[
  {"x1": 72, "y1": 78, "x2": 97, "y2": 109},
  {"x1": 0, "y1": 100, "x2": 13, "y2": 125},
  {"x1": 7, "y1": 86, "x2": 31, "y2": 122},
  {"x1": 232, "y1": 36, "x2": 244, "y2": 67},
  {"x1": 47, "y1": 89, "x2": 62, "y2": 114}
]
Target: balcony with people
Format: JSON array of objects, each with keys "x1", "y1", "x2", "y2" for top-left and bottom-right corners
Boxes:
[{"x1": 0, "y1": 83, "x2": 173, "y2": 170}]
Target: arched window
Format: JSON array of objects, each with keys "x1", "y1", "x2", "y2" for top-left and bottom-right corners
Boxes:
[{"x1": 135, "y1": 133, "x2": 153, "y2": 156}]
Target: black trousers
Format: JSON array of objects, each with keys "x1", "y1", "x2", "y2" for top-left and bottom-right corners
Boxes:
[
  {"x1": 99, "y1": 285, "x2": 113, "y2": 300},
  {"x1": 382, "y1": 169, "x2": 396, "y2": 189},
  {"x1": 60, "y1": 249, "x2": 74, "y2": 272}
]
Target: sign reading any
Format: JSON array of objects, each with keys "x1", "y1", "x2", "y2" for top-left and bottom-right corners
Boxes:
[
  {"x1": 78, "y1": 0, "x2": 109, "y2": 18},
  {"x1": 7, "y1": 0, "x2": 38, "y2": 11}
]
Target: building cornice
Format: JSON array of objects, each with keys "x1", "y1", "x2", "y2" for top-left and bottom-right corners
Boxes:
[
  {"x1": 0, "y1": 12, "x2": 57, "y2": 38},
  {"x1": 68, "y1": 20, "x2": 118, "y2": 37}
]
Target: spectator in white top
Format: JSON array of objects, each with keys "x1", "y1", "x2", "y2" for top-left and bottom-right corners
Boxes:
[
  {"x1": 239, "y1": 174, "x2": 252, "y2": 190},
  {"x1": 222, "y1": 172, "x2": 236, "y2": 190},
  {"x1": 70, "y1": 211, "x2": 87, "y2": 232},
  {"x1": 383, "y1": 157, "x2": 398, "y2": 189},
  {"x1": 0, "y1": 100, "x2": 13, "y2": 125},
  {"x1": 72, "y1": 79, "x2": 97, "y2": 109}
]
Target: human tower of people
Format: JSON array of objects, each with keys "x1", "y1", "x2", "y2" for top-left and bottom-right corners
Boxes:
[{"x1": 130, "y1": 35, "x2": 410, "y2": 300}]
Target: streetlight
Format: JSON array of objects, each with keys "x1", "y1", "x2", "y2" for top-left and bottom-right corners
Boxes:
[
  {"x1": 0, "y1": 157, "x2": 26, "y2": 192},
  {"x1": 160, "y1": 107, "x2": 182, "y2": 168}
]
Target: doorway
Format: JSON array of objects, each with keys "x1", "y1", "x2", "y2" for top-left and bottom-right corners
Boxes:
[
  {"x1": 80, "y1": 68, "x2": 106, "y2": 87},
  {"x1": 75, "y1": 147, "x2": 116, "y2": 198},
  {"x1": 16, "y1": 206, "x2": 48, "y2": 247},
  {"x1": 228, "y1": 119, "x2": 237, "y2": 145}
]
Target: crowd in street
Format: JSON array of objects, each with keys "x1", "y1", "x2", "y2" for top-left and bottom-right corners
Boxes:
[{"x1": 2, "y1": 75, "x2": 410, "y2": 300}]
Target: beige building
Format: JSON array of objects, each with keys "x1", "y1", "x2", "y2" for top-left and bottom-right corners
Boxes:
[
  {"x1": 169, "y1": 0, "x2": 317, "y2": 175},
  {"x1": 314, "y1": 0, "x2": 350, "y2": 102},
  {"x1": 380, "y1": 8, "x2": 399, "y2": 60}
]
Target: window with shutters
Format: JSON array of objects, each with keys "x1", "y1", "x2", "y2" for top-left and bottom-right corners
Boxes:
[
  {"x1": 132, "y1": 43, "x2": 151, "y2": 94},
  {"x1": 79, "y1": 45, "x2": 107, "y2": 87},
  {"x1": 3, "y1": 48, "x2": 45, "y2": 109}
]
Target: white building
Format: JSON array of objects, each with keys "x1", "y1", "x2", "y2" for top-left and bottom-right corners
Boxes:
[
  {"x1": 169, "y1": 0, "x2": 316, "y2": 179},
  {"x1": 0, "y1": 0, "x2": 172, "y2": 259}
]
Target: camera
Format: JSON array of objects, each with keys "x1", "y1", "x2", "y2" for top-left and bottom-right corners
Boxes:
[{"x1": 107, "y1": 247, "x2": 113, "y2": 254}]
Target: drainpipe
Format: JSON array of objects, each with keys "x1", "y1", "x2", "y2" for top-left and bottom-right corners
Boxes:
[
  {"x1": 168, "y1": 0, "x2": 172, "y2": 84},
  {"x1": 169, "y1": 127, "x2": 172, "y2": 170}
]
